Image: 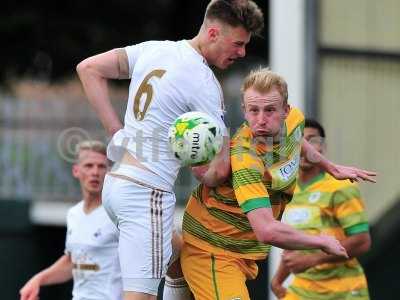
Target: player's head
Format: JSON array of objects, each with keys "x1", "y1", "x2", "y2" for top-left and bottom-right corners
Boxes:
[
  {"x1": 301, "y1": 119, "x2": 326, "y2": 170},
  {"x1": 241, "y1": 67, "x2": 290, "y2": 139},
  {"x1": 201, "y1": 0, "x2": 264, "y2": 69},
  {"x1": 72, "y1": 140, "x2": 108, "y2": 197}
]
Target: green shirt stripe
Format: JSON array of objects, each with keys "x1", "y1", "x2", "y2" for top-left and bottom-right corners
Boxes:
[
  {"x1": 241, "y1": 197, "x2": 271, "y2": 213},
  {"x1": 209, "y1": 188, "x2": 238, "y2": 206},
  {"x1": 289, "y1": 286, "x2": 369, "y2": 300},
  {"x1": 191, "y1": 184, "x2": 203, "y2": 201},
  {"x1": 339, "y1": 213, "x2": 368, "y2": 229},
  {"x1": 232, "y1": 168, "x2": 262, "y2": 189},
  {"x1": 183, "y1": 212, "x2": 270, "y2": 254},
  {"x1": 211, "y1": 255, "x2": 220, "y2": 300},
  {"x1": 333, "y1": 186, "x2": 361, "y2": 205},
  {"x1": 297, "y1": 263, "x2": 364, "y2": 281},
  {"x1": 207, "y1": 207, "x2": 252, "y2": 231},
  {"x1": 345, "y1": 222, "x2": 369, "y2": 235}
]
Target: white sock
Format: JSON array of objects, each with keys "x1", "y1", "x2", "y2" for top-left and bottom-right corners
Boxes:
[{"x1": 162, "y1": 276, "x2": 192, "y2": 300}]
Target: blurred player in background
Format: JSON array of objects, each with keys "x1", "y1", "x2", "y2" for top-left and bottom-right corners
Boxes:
[
  {"x1": 76, "y1": 1, "x2": 264, "y2": 300},
  {"x1": 19, "y1": 141, "x2": 122, "y2": 300},
  {"x1": 271, "y1": 119, "x2": 371, "y2": 300}
]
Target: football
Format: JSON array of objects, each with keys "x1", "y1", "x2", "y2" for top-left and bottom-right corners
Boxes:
[{"x1": 168, "y1": 111, "x2": 223, "y2": 166}]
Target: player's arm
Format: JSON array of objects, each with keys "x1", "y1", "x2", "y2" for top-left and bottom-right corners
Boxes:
[
  {"x1": 283, "y1": 182, "x2": 371, "y2": 273},
  {"x1": 246, "y1": 207, "x2": 348, "y2": 257},
  {"x1": 311, "y1": 231, "x2": 371, "y2": 263},
  {"x1": 19, "y1": 254, "x2": 73, "y2": 300},
  {"x1": 301, "y1": 139, "x2": 377, "y2": 183},
  {"x1": 271, "y1": 260, "x2": 290, "y2": 299},
  {"x1": 76, "y1": 48, "x2": 128, "y2": 136},
  {"x1": 301, "y1": 185, "x2": 372, "y2": 265},
  {"x1": 191, "y1": 136, "x2": 230, "y2": 187},
  {"x1": 282, "y1": 232, "x2": 371, "y2": 274}
]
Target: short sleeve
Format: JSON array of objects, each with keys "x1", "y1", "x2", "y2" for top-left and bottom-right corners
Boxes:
[
  {"x1": 333, "y1": 184, "x2": 369, "y2": 236},
  {"x1": 124, "y1": 41, "x2": 159, "y2": 78},
  {"x1": 231, "y1": 136, "x2": 271, "y2": 213}
]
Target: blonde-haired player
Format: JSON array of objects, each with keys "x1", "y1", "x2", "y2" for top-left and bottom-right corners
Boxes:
[
  {"x1": 20, "y1": 141, "x2": 122, "y2": 300},
  {"x1": 178, "y1": 68, "x2": 376, "y2": 300}
]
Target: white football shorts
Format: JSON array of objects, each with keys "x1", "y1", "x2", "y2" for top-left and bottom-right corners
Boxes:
[{"x1": 102, "y1": 173, "x2": 176, "y2": 295}]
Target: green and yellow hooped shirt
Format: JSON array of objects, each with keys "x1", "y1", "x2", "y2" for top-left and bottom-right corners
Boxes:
[
  {"x1": 183, "y1": 107, "x2": 305, "y2": 260},
  {"x1": 282, "y1": 172, "x2": 370, "y2": 299}
]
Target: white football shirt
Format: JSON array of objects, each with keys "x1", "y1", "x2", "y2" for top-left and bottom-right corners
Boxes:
[
  {"x1": 65, "y1": 202, "x2": 121, "y2": 300},
  {"x1": 108, "y1": 40, "x2": 227, "y2": 192}
]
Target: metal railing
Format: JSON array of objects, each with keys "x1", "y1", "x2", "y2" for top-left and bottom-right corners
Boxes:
[
  {"x1": 0, "y1": 96, "x2": 197, "y2": 204},
  {"x1": 0, "y1": 97, "x2": 107, "y2": 202}
]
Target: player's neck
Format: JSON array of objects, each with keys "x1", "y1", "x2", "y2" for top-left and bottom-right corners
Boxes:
[
  {"x1": 82, "y1": 193, "x2": 101, "y2": 214},
  {"x1": 189, "y1": 36, "x2": 206, "y2": 59},
  {"x1": 299, "y1": 167, "x2": 323, "y2": 185}
]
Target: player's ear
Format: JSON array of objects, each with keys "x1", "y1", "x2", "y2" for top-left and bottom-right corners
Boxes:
[
  {"x1": 72, "y1": 164, "x2": 79, "y2": 178},
  {"x1": 207, "y1": 26, "x2": 220, "y2": 42},
  {"x1": 283, "y1": 103, "x2": 290, "y2": 118}
]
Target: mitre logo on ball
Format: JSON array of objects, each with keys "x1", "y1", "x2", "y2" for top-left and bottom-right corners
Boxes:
[{"x1": 168, "y1": 111, "x2": 223, "y2": 166}]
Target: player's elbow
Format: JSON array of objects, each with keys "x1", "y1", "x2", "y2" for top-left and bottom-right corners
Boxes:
[
  {"x1": 253, "y1": 223, "x2": 281, "y2": 245},
  {"x1": 358, "y1": 234, "x2": 372, "y2": 255},
  {"x1": 76, "y1": 59, "x2": 93, "y2": 77},
  {"x1": 214, "y1": 165, "x2": 230, "y2": 184},
  {"x1": 248, "y1": 208, "x2": 280, "y2": 244},
  {"x1": 201, "y1": 165, "x2": 230, "y2": 187},
  {"x1": 349, "y1": 233, "x2": 372, "y2": 258}
]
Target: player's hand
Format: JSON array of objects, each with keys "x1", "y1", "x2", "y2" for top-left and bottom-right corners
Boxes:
[
  {"x1": 327, "y1": 164, "x2": 377, "y2": 183},
  {"x1": 191, "y1": 164, "x2": 210, "y2": 181},
  {"x1": 20, "y1": 277, "x2": 40, "y2": 300},
  {"x1": 319, "y1": 234, "x2": 348, "y2": 258},
  {"x1": 282, "y1": 250, "x2": 318, "y2": 274},
  {"x1": 271, "y1": 277, "x2": 287, "y2": 299}
]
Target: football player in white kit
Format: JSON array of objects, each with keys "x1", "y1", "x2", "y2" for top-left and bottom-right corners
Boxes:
[
  {"x1": 76, "y1": 1, "x2": 264, "y2": 300},
  {"x1": 20, "y1": 141, "x2": 122, "y2": 300}
]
